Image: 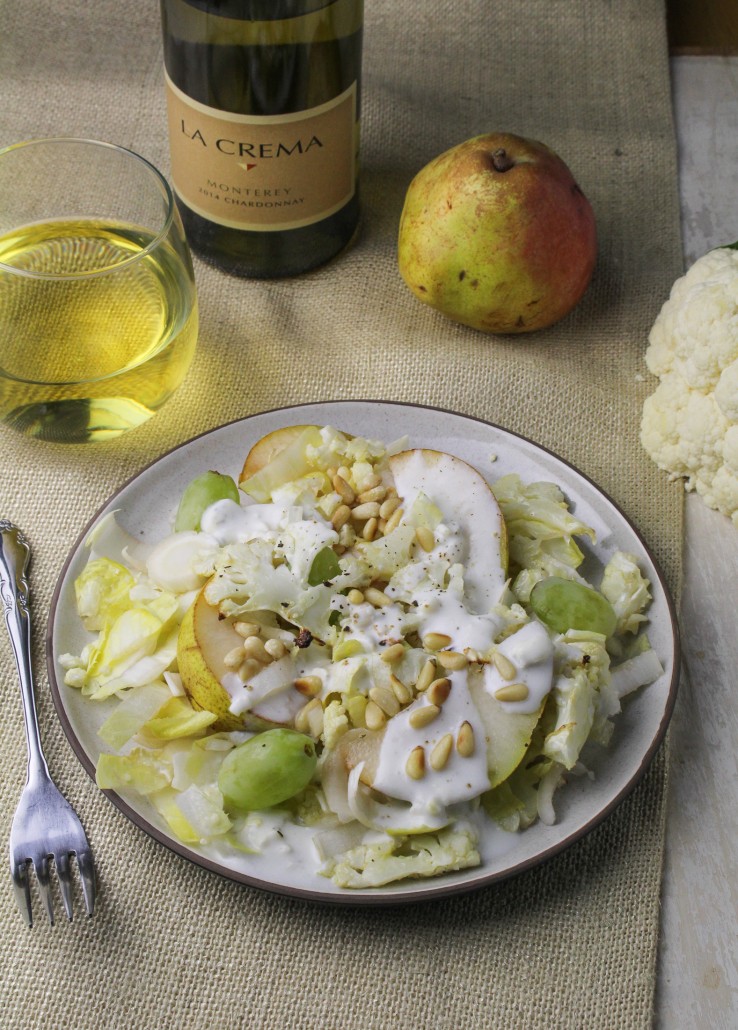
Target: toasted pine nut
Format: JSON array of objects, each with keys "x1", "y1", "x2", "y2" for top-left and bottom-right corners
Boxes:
[
  {"x1": 357, "y1": 485, "x2": 387, "y2": 504},
  {"x1": 238, "y1": 658, "x2": 262, "y2": 682},
  {"x1": 264, "y1": 638, "x2": 288, "y2": 660},
  {"x1": 234, "y1": 621, "x2": 261, "y2": 638},
  {"x1": 430, "y1": 734, "x2": 453, "y2": 771},
  {"x1": 494, "y1": 682, "x2": 530, "y2": 703},
  {"x1": 492, "y1": 651, "x2": 517, "y2": 681},
  {"x1": 423, "y1": 632, "x2": 452, "y2": 652},
  {"x1": 381, "y1": 642, "x2": 405, "y2": 664},
  {"x1": 332, "y1": 504, "x2": 351, "y2": 530},
  {"x1": 409, "y1": 704, "x2": 441, "y2": 729},
  {"x1": 347, "y1": 588, "x2": 365, "y2": 605},
  {"x1": 332, "y1": 473, "x2": 356, "y2": 505},
  {"x1": 436, "y1": 650, "x2": 468, "y2": 671},
  {"x1": 305, "y1": 699, "x2": 324, "y2": 737},
  {"x1": 362, "y1": 517, "x2": 379, "y2": 541},
  {"x1": 406, "y1": 746, "x2": 426, "y2": 780},
  {"x1": 426, "y1": 677, "x2": 452, "y2": 707},
  {"x1": 384, "y1": 506, "x2": 404, "y2": 534},
  {"x1": 243, "y1": 636, "x2": 270, "y2": 663},
  {"x1": 415, "y1": 659, "x2": 437, "y2": 693},
  {"x1": 365, "y1": 700, "x2": 387, "y2": 730},
  {"x1": 365, "y1": 586, "x2": 392, "y2": 608},
  {"x1": 456, "y1": 721, "x2": 475, "y2": 757},
  {"x1": 351, "y1": 501, "x2": 381, "y2": 521},
  {"x1": 294, "y1": 675, "x2": 323, "y2": 697},
  {"x1": 379, "y1": 496, "x2": 401, "y2": 520},
  {"x1": 369, "y1": 686, "x2": 400, "y2": 717},
  {"x1": 223, "y1": 645, "x2": 246, "y2": 669},
  {"x1": 415, "y1": 526, "x2": 435, "y2": 552},
  {"x1": 390, "y1": 673, "x2": 413, "y2": 704}
]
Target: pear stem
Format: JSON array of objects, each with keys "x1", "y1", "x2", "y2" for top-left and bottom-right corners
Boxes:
[{"x1": 490, "y1": 148, "x2": 515, "y2": 173}]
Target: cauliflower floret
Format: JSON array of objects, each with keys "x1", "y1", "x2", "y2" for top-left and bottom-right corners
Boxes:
[
  {"x1": 641, "y1": 250, "x2": 738, "y2": 527},
  {"x1": 324, "y1": 825, "x2": 480, "y2": 888}
]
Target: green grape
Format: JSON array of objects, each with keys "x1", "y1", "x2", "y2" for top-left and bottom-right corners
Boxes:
[
  {"x1": 174, "y1": 470, "x2": 239, "y2": 531},
  {"x1": 529, "y1": 576, "x2": 617, "y2": 637},
  {"x1": 218, "y1": 729, "x2": 317, "y2": 812},
  {"x1": 307, "y1": 546, "x2": 342, "y2": 586}
]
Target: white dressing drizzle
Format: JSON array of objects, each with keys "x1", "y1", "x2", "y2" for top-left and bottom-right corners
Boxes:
[
  {"x1": 372, "y1": 671, "x2": 490, "y2": 808},
  {"x1": 485, "y1": 620, "x2": 554, "y2": 715}
]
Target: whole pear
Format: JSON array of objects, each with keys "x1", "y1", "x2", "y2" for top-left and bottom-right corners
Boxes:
[{"x1": 397, "y1": 133, "x2": 597, "y2": 334}]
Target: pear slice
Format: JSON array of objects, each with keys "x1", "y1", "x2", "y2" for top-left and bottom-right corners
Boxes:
[
  {"x1": 240, "y1": 425, "x2": 319, "y2": 482},
  {"x1": 466, "y1": 665, "x2": 541, "y2": 788},
  {"x1": 177, "y1": 589, "x2": 302, "y2": 733},
  {"x1": 388, "y1": 449, "x2": 508, "y2": 612},
  {"x1": 239, "y1": 425, "x2": 325, "y2": 501}
]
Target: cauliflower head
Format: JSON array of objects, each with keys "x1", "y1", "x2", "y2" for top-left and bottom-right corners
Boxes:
[{"x1": 641, "y1": 246, "x2": 738, "y2": 526}]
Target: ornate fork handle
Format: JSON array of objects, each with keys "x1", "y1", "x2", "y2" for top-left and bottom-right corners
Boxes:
[{"x1": 0, "y1": 521, "x2": 48, "y2": 782}]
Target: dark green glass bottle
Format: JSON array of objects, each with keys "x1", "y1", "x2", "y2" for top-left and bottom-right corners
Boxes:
[{"x1": 160, "y1": 0, "x2": 363, "y2": 277}]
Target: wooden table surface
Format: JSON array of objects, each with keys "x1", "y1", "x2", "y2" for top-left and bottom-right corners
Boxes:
[{"x1": 656, "y1": 55, "x2": 738, "y2": 1029}]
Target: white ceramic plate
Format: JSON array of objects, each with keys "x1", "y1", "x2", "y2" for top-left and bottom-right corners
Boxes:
[{"x1": 47, "y1": 401, "x2": 679, "y2": 904}]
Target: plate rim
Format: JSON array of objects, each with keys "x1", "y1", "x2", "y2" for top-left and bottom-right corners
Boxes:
[{"x1": 45, "y1": 398, "x2": 681, "y2": 906}]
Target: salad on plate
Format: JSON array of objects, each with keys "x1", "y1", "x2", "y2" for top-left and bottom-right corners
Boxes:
[{"x1": 59, "y1": 425, "x2": 663, "y2": 889}]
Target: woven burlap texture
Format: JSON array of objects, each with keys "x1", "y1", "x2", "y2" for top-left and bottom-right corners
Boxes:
[{"x1": 1, "y1": 1, "x2": 683, "y2": 1027}]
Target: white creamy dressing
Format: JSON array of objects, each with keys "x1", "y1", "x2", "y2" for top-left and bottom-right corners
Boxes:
[
  {"x1": 372, "y1": 670, "x2": 490, "y2": 809},
  {"x1": 200, "y1": 499, "x2": 289, "y2": 544},
  {"x1": 484, "y1": 620, "x2": 554, "y2": 715}
]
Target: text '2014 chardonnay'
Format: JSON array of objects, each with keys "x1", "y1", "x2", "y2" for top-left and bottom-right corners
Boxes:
[{"x1": 160, "y1": 0, "x2": 363, "y2": 278}]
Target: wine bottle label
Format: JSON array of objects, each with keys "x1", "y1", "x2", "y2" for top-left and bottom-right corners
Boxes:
[{"x1": 164, "y1": 72, "x2": 357, "y2": 232}]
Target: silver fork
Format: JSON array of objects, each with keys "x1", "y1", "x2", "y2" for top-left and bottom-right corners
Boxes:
[{"x1": 0, "y1": 520, "x2": 95, "y2": 926}]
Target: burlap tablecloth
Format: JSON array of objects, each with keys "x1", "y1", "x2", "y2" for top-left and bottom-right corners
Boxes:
[{"x1": 1, "y1": 2, "x2": 683, "y2": 1026}]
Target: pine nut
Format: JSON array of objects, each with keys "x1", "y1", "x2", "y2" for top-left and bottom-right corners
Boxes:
[
  {"x1": 430, "y1": 733, "x2": 453, "y2": 771},
  {"x1": 234, "y1": 621, "x2": 261, "y2": 638},
  {"x1": 423, "y1": 632, "x2": 452, "y2": 652},
  {"x1": 238, "y1": 658, "x2": 262, "y2": 682},
  {"x1": 365, "y1": 586, "x2": 392, "y2": 608},
  {"x1": 365, "y1": 700, "x2": 387, "y2": 730},
  {"x1": 381, "y1": 642, "x2": 405, "y2": 664},
  {"x1": 362, "y1": 517, "x2": 379, "y2": 541},
  {"x1": 415, "y1": 659, "x2": 437, "y2": 693},
  {"x1": 243, "y1": 636, "x2": 270, "y2": 663},
  {"x1": 492, "y1": 651, "x2": 517, "y2": 681},
  {"x1": 294, "y1": 675, "x2": 323, "y2": 697},
  {"x1": 409, "y1": 704, "x2": 441, "y2": 729},
  {"x1": 332, "y1": 473, "x2": 356, "y2": 504},
  {"x1": 390, "y1": 673, "x2": 413, "y2": 704},
  {"x1": 264, "y1": 638, "x2": 287, "y2": 660},
  {"x1": 306, "y1": 699, "x2": 324, "y2": 737},
  {"x1": 223, "y1": 645, "x2": 246, "y2": 669},
  {"x1": 337, "y1": 465, "x2": 351, "y2": 483},
  {"x1": 456, "y1": 721, "x2": 475, "y2": 757},
  {"x1": 332, "y1": 504, "x2": 351, "y2": 530},
  {"x1": 494, "y1": 682, "x2": 530, "y2": 702},
  {"x1": 379, "y1": 496, "x2": 401, "y2": 520},
  {"x1": 436, "y1": 650, "x2": 468, "y2": 671},
  {"x1": 351, "y1": 501, "x2": 381, "y2": 521},
  {"x1": 346, "y1": 695, "x2": 367, "y2": 728},
  {"x1": 405, "y1": 746, "x2": 426, "y2": 780},
  {"x1": 347, "y1": 588, "x2": 365, "y2": 605},
  {"x1": 415, "y1": 526, "x2": 435, "y2": 552},
  {"x1": 369, "y1": 686, "x2": 400, "y2": 718},
  {"x1": 426, "y1": 677, "x2": 452, "y2": 707},
  {"x1": 357, "y1": 485, "x2": 387, "y2": 504},
  {"x1": 384, "y1": 507, "x2": 404, "y2": 534}
]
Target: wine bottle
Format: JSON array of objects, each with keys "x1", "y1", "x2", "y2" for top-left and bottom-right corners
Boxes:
[{"x1": 160, "y1": 0, "x2": 363, "y2": 278}]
